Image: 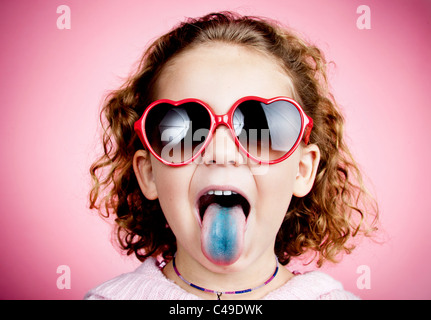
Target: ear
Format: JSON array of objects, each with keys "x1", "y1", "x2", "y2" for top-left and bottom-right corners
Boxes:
[
  {"x1": 292, "y1": 144, "x2": 320, "y2": 197},
  {"x1": 133, "y1": 150, "x2": 158, "y2": 200}
]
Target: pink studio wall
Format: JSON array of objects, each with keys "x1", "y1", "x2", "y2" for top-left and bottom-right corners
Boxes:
[{"x1": 0, "y1": 0, "x2": 430, "y2": 299}]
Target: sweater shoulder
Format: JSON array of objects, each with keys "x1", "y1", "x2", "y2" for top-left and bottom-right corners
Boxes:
[
  {"x1": 84, "y1": 258, "x2": 199, "y2": 300},
  {"x1": 264, "y1": 271, "x2": 359, "y2": 300}
]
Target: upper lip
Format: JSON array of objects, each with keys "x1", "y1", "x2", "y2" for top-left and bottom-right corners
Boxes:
[{"x1": 194, "y1": 185, "x2": 251, "y2": 226}]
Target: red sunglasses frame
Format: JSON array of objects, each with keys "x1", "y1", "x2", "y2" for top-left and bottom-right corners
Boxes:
[{"x1": 134, "y1": 96, "x2": 313, "y2": 166}]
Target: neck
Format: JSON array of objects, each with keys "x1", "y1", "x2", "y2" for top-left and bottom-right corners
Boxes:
[{"x1": 162, "y1": 246, "x2": 293, "y2": 300}]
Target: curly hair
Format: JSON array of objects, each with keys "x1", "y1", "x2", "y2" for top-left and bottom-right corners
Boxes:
[{"x1": 89, "y1": 12, "x2": 378, "y2": 267}]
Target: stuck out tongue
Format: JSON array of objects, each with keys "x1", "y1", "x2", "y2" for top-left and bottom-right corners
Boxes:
[{"x1": 201, "y1": 203, "x2": 246, "y2": 265}]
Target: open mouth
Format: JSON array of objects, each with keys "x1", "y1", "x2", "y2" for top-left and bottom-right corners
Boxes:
[{"x1": 197, "y1": 190, "x2": 251, "y2": 223}]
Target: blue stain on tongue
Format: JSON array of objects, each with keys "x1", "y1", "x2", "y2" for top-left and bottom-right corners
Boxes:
[{"x1": 205, "y1": 206, "x2": 240, "y2": 265}]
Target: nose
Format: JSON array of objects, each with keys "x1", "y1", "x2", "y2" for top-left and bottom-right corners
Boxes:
[{"x1": 201, "y1": 125, "x2": 244, "y2": 166}]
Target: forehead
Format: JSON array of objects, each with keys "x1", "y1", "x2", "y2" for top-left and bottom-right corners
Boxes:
[{"x1": 153, "y1": 43, "x2": 295, "y2": 109}]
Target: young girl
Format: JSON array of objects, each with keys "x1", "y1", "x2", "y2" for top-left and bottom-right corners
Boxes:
[{"x1": 86, "y1": 12, "x2": 377, "y2": 300}]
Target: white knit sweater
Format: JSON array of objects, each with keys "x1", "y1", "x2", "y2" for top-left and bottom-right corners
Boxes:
[{"x1": 84, "y1": 258, "x2": 359, "y2": 300}]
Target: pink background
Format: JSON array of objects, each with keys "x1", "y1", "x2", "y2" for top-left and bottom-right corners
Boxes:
[{"x1": 0, "y1": 0, "x2": 430, "y2": 300}]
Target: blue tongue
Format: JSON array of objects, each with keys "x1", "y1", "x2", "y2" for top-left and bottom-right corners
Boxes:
[{"x1": 201, "y1": 204, "x2": 245, "y2": 265}]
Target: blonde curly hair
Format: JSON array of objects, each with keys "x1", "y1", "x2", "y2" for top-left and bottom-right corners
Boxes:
[{"x1": 89, "y1": 12, "x2": 378, "y2": 267}]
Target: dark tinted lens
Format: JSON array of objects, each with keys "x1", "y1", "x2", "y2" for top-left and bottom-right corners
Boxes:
[
  {"x1": 234, "y1": 100, "x2": 302, "y2": 161},
  {"x1": 145, "y1": 102, "x2": 211, "y2": 163}
]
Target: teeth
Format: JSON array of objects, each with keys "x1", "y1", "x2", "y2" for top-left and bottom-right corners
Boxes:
[{"x1": 205, "y1": 190, "x2": 237, "y2": 196}]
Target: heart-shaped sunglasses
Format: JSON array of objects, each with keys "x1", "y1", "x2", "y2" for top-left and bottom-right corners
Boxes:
[{"x1": 134, "y1": 96, "x2": 313, "y2": 166}]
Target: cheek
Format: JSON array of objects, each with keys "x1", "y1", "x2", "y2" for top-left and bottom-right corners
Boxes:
[
  {"x1": 253, "y1": 157, "x2": 299, "y2": 230},
  {"x1": 151, "y1": 162, "x2": 199, "y2": 241},
  {"x1": 152, "y1": 159, "x2": 190, "y2": 201}
]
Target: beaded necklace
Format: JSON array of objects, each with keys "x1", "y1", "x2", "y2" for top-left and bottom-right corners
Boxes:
[{"x1": 172, "y1": 255, "x2": 279, "y2": 300}]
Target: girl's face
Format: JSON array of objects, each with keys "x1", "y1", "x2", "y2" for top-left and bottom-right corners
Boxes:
[{"x1": 134, "y1": 43, "x2": 319, "y2": 274}]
